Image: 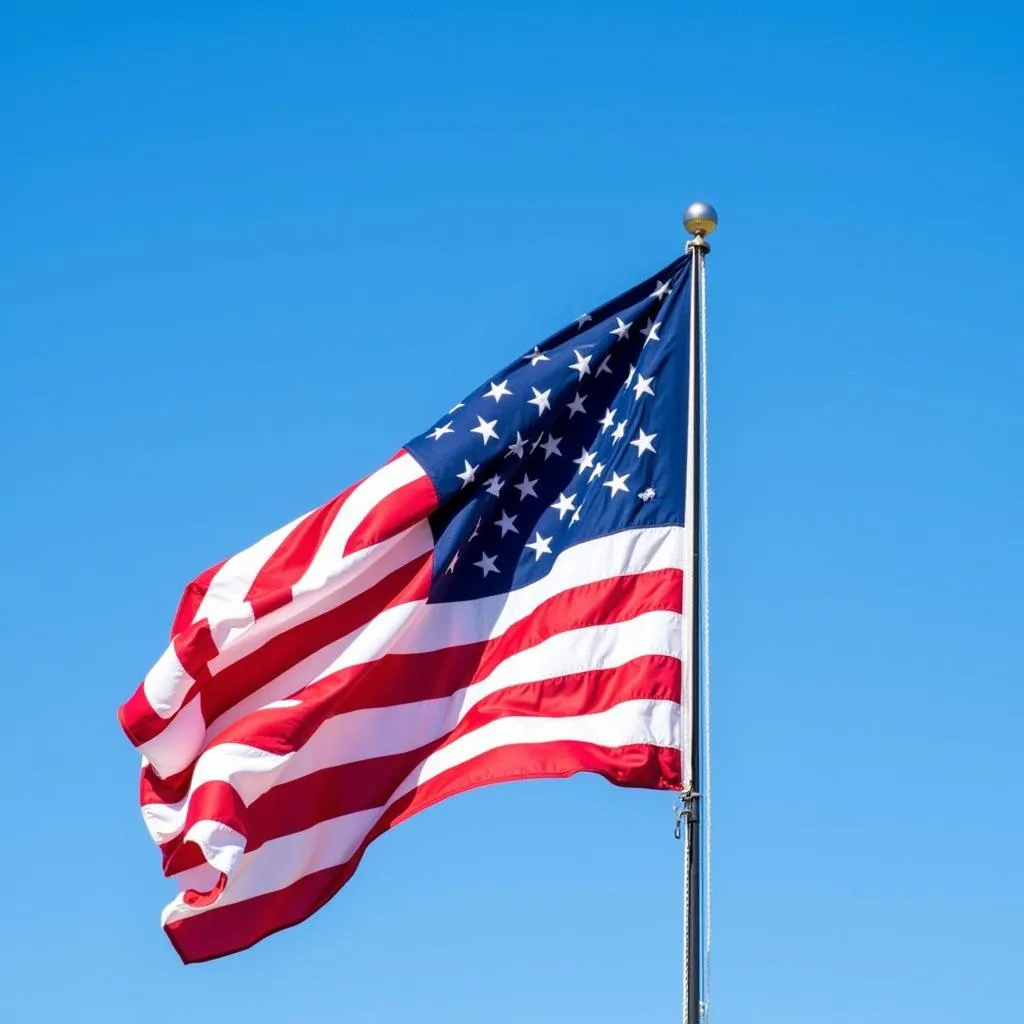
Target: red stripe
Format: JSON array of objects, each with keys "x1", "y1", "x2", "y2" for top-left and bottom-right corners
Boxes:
[
  {"x1": 245, "y1": 465, "x2": 436, "y2": 621},
  {"x1": 343, "y1": 473, "x2": 438, "y2": 557},
  {"x1": 164, "y1": 737, "x2": 679, "y2": 963},
  {"x1": 161, "y1": 656, "x2": 680, "y2": 875},
  {"x1": 118, "y1": 621, "x2": 219, "y2": 748},
  {"x1": 140, "y1": 567, "x2": 680, "y2": 807},
  {"x1": 119, "y1": 687, "x2": 165, "y2": 749},
  {"x1": 245, "y1": 485, "x2": 357, "y2": 620},
  {"x1": 161, "y1": 782, "x2": 250, "y2": 875},
  {"x1": 171, "y1": 559, "x2": 226, "y2": 638}
]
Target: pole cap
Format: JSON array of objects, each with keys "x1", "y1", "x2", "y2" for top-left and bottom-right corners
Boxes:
[{"x1": 683, "y1": 201, "x2": 719, "y2": 237}]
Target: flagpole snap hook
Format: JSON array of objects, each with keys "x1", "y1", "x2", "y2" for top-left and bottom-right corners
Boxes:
[{"x1": 673, "y1": 790, "x2": 700, "y2": 839}]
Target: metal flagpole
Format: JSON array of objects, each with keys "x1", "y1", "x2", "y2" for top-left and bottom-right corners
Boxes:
[{"x1": 680, "y1": 201, "x2": 717, "y2": 1024}]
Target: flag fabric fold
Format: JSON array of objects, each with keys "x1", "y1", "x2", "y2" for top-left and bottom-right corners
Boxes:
[{"x1": 118, "y1": 253, "x2": 695, "y2": 962}]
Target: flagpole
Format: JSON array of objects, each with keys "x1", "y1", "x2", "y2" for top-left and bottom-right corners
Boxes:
[{"x1": 681, "y1": 201, "x2": 716, "y2": 1024}]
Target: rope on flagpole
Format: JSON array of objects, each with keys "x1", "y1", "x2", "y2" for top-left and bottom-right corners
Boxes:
[{"x1": 681, "y1": 810, "x2": 692, "y2": 1023}]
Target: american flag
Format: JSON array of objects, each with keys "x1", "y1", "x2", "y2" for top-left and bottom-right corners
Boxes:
[{"x1": 118, "y1": 253, "x2": 696, "y2": 963}]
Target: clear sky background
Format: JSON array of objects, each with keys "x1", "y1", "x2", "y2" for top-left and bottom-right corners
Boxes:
[{"x1": 2, "y1": 2, "x2": 1022, "y2": 1021}]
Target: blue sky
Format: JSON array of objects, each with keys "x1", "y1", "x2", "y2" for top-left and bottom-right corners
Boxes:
[{"x1": 2, "y1": 2, "x2": 1022, "y2": 1021}]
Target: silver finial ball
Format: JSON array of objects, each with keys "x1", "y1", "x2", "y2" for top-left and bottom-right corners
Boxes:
[{"x1": 683, "y1": 201, "x2": 718, "y2": 237}]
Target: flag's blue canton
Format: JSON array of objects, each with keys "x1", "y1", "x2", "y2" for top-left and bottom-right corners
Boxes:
[{"x1": 405, "y1": 255, "x2": 692, "y2": 604}]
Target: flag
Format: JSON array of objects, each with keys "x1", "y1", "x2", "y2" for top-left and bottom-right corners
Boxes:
[{"x1": 118, "y1": 253, "x2": 696, "y2": 962}]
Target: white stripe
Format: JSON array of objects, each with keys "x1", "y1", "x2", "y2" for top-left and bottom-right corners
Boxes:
[
  {"x1": 143, "y1": 611, "x2": 681, "y2": 845},
  {"x1": 291, "y1": 453, "x2": 426, "y2": 599},
  {"x1": 137, "y1": 524, "x2": 433, "y2": 779},
  {"x1": 180, "y1": 821, "x2": 246, "y2": 877},
  {"x1": 142, "y1": 644, "x2": 194, "y2": 721},
  {"x1": 171, "y1": 861, "x2": 221, "y2": 897},
  {"x1": 138, "y1": 698, "x2": 207, "y2": 782},
  {"x1": 192, "y1": 511, "x2": 313, "y2": 627},
  {"x1": 162, "y1": 697, "x2": 679, "y2": 926}
]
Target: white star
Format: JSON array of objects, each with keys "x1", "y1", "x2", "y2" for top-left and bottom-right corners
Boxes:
[
  {"x1": 495, "y1": 510, "x2": 519, "y2": 536},
  {"x1": 573, "y1": 448, "x2": 596, "y2": 475},
  {"x1": 541, "y1": 434, "x2": 563, "y2": 460},
  {"x1": 524, "y1": 532, "x2": 553, "y2": 561},
  {"x1": 449, "y1": 401, "x2": 465, "y2": 414},
  {"x1": 567, "y1": 392, "x2": 587, "y2": 418},
  {"x1": 468, "y1": 517, "x2": 481, "y2": 541},
  {"x1": 568, "y1": 349, "x2": 593, "y2": 379},
  {"x1": 530, "y1": 432, "x2": 544, "y2": 453},
  {"x1": 639, "y1": 487, "x2": 657, "y2": 502},
  {"x1": 429, "y1": 421, "x2": 454, "y2": 441},
  {"x1": 633, "y1": 373, "x2": 655, "y2": 400},
  {"x1": 550, "y1": 491, "x2": 578, "y2": 520},
  {"x1": 514, "y1": 473, "x2": 539, "y2": 500},
  {"x1": 483, "y1": 379, "x2": 513, "y2": 402},
  {"x1": 596, "y1": 355, "x2": 613, "y2": 376},
  {"x1": 528, "y1": 386, "x2": 552, "y2": 416},
  {"x1": 474, "y1": 552, "x2": 499, "y2": 577},
  {"x1": 589, "y1": 461, "x2": 605, "y2": 482},
  {"x1": 611, "y1": 316, "x2": 632, "y2": 340},
  {"x1": 526, "y1": 346, "x2": 550, "y2": 366},
  {"x1": 484, "y1": 474, "x2": 504, "y2": 497},
  {"x1": 599, "y1": 407, "x2": 617, "y2": 433},
  {"x1": 570, "y1": 501, "x2": 583, "y2": 525},
  {"x1": 651, "y1": 280, "x2": 672, "y2": 301},
  {"x1": 471, "y1": 415, "x2": 499, "y2": 444},
  {"x1": 625, "y1": 363, "x2": 636, "y2": 387},
  {"x1": 576, "y1": 313, "x2": 593, "y2": 329},
  {"x1": 641, "y1": 319, "x2": 662, "y2": 346},
  {"x1": 505, "y1": 431, "x2": 527, "y2": 459},
  {"x1": 611, "y1": 420, "x2": 626, "y2": 444},
  {"x1": 445, "y1": 550, "x2": 460, "y2": 573},
  {"x1": 457, "y1": 460, "x2": 478, "y2": 487},
  {"x1": 602, "y1": 471, "x2": 630, "y2": 497},
  {"x1": 630, "y1": 428, "x2": 657, "y2": 457}
]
